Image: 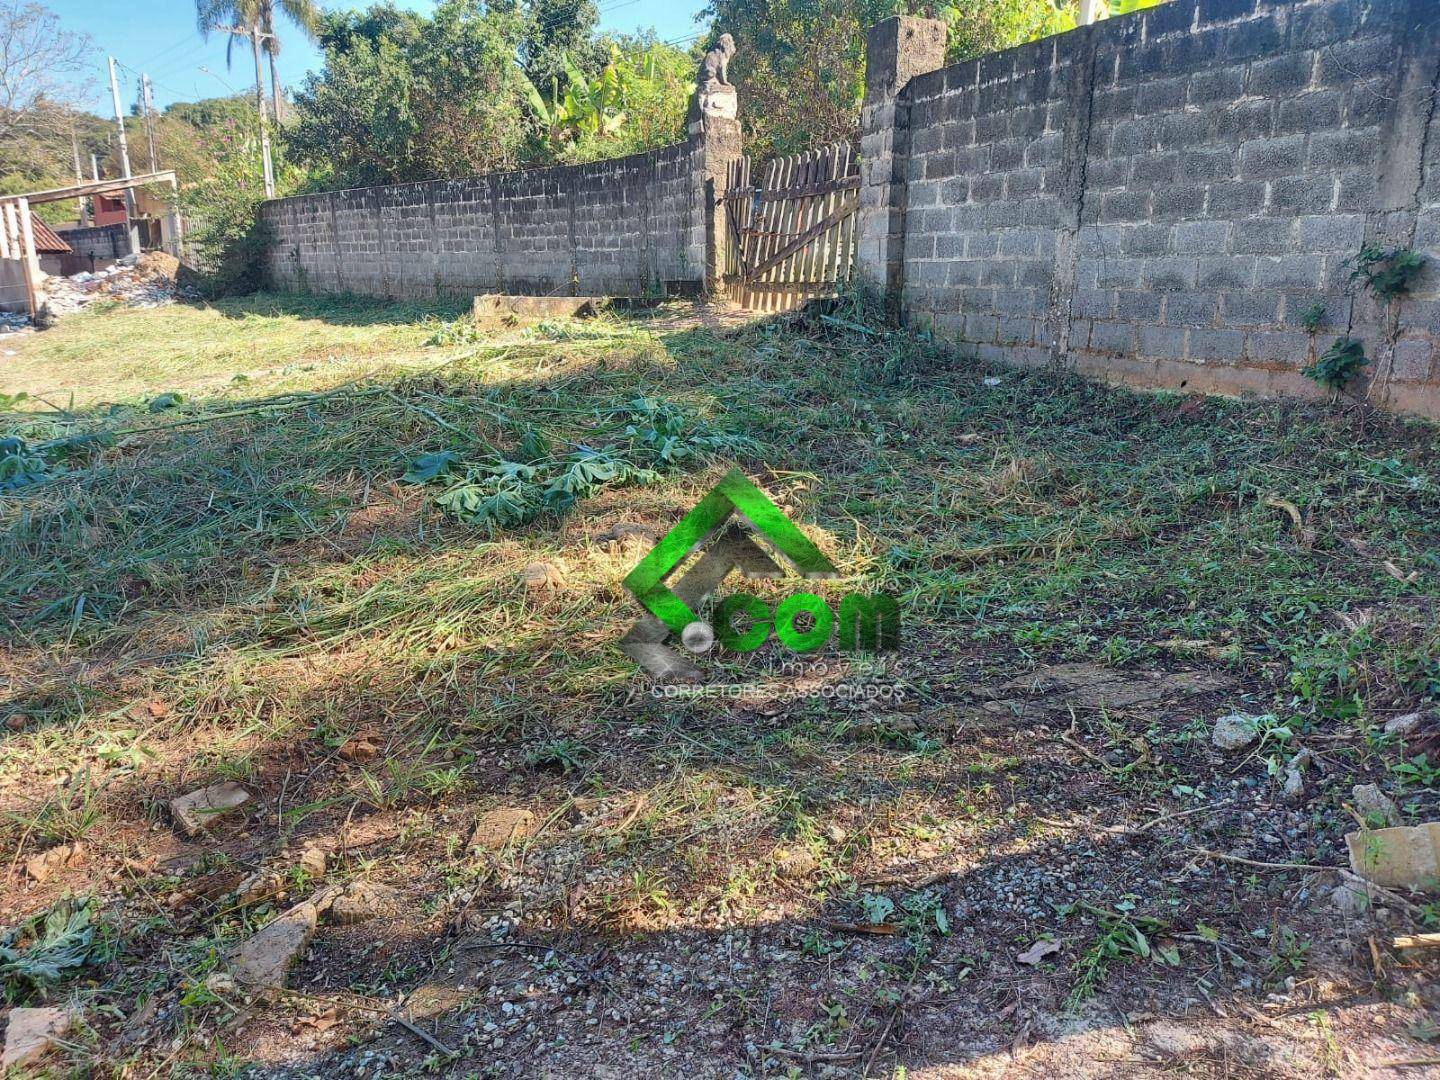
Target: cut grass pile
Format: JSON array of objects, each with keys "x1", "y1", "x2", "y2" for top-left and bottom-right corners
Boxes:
[
  {"x1": 0, "y1": 291, "x2": 1437, "y2": 1074},
  {"x1": 5, "y1": 292, "x2": 1435, "y2": 708}
]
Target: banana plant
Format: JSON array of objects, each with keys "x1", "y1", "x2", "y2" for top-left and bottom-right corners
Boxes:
[
  {"x1": 1106, "y1": 0, "x2": 1170, "y2": 15},
  {"x1": 519, "y1": 45, "x2": 658, "y2": 147},
  {"x1": 934, "y1": 0, "x2": 1170, "y2": 56}
]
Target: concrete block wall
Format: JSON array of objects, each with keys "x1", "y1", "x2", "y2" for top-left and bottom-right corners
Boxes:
[
  {"x1": 861, "y1": 1, "x2": 1440, "y2": 418},
  {"x1": 55, "y1": 223, "x2": 131, "y2": 264},
  {"x1": 260, "y1": 124, "x2": 739, "y2": 300}
]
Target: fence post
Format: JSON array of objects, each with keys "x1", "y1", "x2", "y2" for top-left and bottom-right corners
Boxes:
[
  {"x1": 691, "y1": 114, "x2": 742, "y2": 296},
  {"x1": 856, "y1": 16, "x2": 946, "y2": 319}
]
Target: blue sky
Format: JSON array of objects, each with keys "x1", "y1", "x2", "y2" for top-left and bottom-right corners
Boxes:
[{"x1": 54, "y1": 0, "x2": 708, "y2": 116}]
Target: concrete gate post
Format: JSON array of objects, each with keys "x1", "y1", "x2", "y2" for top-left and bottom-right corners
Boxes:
[
  {"x1": 692, "y1": 114, "x2": 742, "y2": 296},
  {"x1": 856, "y1": 16, "x2": 946, "y2": 318}
]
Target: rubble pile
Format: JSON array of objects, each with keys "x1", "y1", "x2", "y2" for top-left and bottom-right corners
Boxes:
[{"x1": 38, "y1": 251, "x2": 195, "y2": 322}]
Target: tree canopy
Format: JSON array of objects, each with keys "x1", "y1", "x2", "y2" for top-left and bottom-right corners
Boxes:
[
  {"x1": 285, "y1": 0, "x2": 534, "y2": 188},
  {"x1": 701, "y1": 0, "x2": 1089, "y2": 158},
  {"x1": 0, "y1": 0, "x2": 104, "y2": 221},
  {"x1": 285, "y1": 1, "x2": 696, "y2": 187}
]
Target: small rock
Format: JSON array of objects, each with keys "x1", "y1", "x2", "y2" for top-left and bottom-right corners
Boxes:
[
  {"x1": 1329, "y1": 881, "x2": 1371, "y2": 916},
  {"x1": 234, "y1": 869, "x2": 287, "y2": 906},
  {"x1": 298, "y1": 845, "x2": 328, "y2": 878},
  {"x1": 772, "y1": 847, "x2": 819, "y2": 880},
  {"x1": 596, "y1": 522, "x2": 656, "y2": 551},
  {"x1": 1016, "y1": 938, "x2": 1061, "y2": 965},
  {"x1": 1351, "y1": 783, "x2": 1399, "y2": 826},
  {"x1": 2, "y1": 1007, "x2": 73, "y2": 1068},
  {"x1": 522, "y1": 561, "x2": 565, "y2": 591},
  {"x1": 229, "y1": 896, "x2": 321, "y2": 989},
  {"x1": 330, "y1": 881, "x2": 401, "y2": 925},
  {"x1": 338, "y1": 735, "x2": 380, "y2": 763},
  {"x1": 1280, "y1": 749, "x2": 1311, "y2": 804},
  {"x1": 171, "y1": 781, "x2": 252, "y2": 836},
  {"x1": 24, "y1": 842, "x2": 85, "y2": 884},
  {"x1": 1281, "y1": 767, "x2": 1305, "y2": 804},
  {"x1": 1384, "y1": 712, "x2": 1425, "y2": 737},
  {"x1": 1212, "y1": 713, "x2": 1259, "y2": 751},
  {"x1": 322, "y1": 815, "x2": 400, "y2": 853},
  {"x1": 471, "y1": 808, "x2": 537, "y2": 850}
]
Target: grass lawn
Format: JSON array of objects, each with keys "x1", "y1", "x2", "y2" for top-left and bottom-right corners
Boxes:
[
  {"x1": 1, "y1": 292, "x2": 1437, "y2": 1076},
  {"x1": 0, "y1": 293, "x2": 463, "y2": 408}
]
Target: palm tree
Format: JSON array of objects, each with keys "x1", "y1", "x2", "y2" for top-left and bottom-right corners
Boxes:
[
  {"x1": 196, "y1": 0, "x2": 277, "y2": 196},
  {"x1": 256, "y1": 0, "x2": 322, "y2": 123},
  {"x1": 195, "y1": 0, "x2": 320, "y2": 123}
]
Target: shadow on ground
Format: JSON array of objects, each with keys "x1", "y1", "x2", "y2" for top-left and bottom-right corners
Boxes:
[
  {"x1": 199, "y1": 290, "x2": 473, "y2": 327},
  {"x1": 2, "y1": 299, "x2": 1437, "y2": 1076}
]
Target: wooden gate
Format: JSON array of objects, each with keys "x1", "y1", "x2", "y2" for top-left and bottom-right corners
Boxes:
[{"x1": 722, "y1": 142, "x2": 859, "y2": 312}]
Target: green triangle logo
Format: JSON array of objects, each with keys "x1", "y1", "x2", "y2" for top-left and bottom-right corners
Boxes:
[{"x1": 622, "y1": 469, "x2": 837, "y2": 637}]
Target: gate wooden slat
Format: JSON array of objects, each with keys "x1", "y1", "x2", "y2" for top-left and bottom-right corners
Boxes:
[
  {"x1": 769, "y1": 148, "x2": 796, "y2": 311},
  {"x1": 829, "y1": 143, "x2": 854, "y2": 290},
  {"x1": 724, "y1": 158, "x2": 744, "y2": 279},
  {"x1": 776, "y1": 151, "x2": 801, "y2": 310},
  {"x1": 766, "y1": 150, "x2": 789, "y2": 311},
  {"x1": 724, "y1": 141, "x2": 858, "y2": 312},
  {"x1": 739, "y1": 155, "x2": 754, "y2": 287},
  {"x1": 766, "y1": 152, "x2": 795, "y2": 311},
  {"x1": 737, "y1": 156, "x2": 752, "y2": 279},
  {"x1": 797, "y1": 148, "x2": 825, "y2": 305},
  {"x1": 781, "y1": 150, "x2": 813, "y2": 305},
  {"x1": 752, "y1": 156, "x2": 782, "y2": 311},
  {"x1": 808, "y1": 145, "x2": 837, "y2": 305},
  {"x1": 824, "y1": 144, "x2": 843, "y2": 291}
]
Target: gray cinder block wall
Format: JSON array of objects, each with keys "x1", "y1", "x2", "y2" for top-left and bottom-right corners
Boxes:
[
  {"x1": 859, "y1": 1, "x2": 1440, "y2": 418},
  {"x1": 55, "y1": 223, "x2": 131, "y2": 264},
  {"x1": 260, "y1": 119, "x2": 741, "y2": 300}
]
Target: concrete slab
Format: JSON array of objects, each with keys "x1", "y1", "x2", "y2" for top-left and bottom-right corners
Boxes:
[{"x1": 473, "y1": 294, "x2": 605, "y2": 321}]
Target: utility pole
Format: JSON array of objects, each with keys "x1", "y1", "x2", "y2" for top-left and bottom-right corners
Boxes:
[
  {"x1": 1079, "y1": 0, "x2": 1101, "y2": 25},
  {"x1": 71, "y1": 129, "x2": 89, "y2": 227},
  {"x1": 215, "y1": 24, "x2": 276, "y2": 199},
  {"x1": 106, "y1": 56, "x2": 142, "y2": 255},
  {"x1": 141, "y1": 74, "x2": 159, "y2": 173}
]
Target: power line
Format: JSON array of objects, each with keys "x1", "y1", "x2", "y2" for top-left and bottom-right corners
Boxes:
[
  {"x1": 110, "y1": 59, "x2": 193, "y2": 105},
  {"x1": 594, "y1": 0, "x2": 646, "y2": 18},
  {"x1": 527, "y1": 0, "x2": 649, "y2": 43},
  {"x1": 145, "y1": 42, "x2": 215, "y2": 82},
  {"x1": 132, "y1": 30, "x2": 204, "y2": 71}
]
